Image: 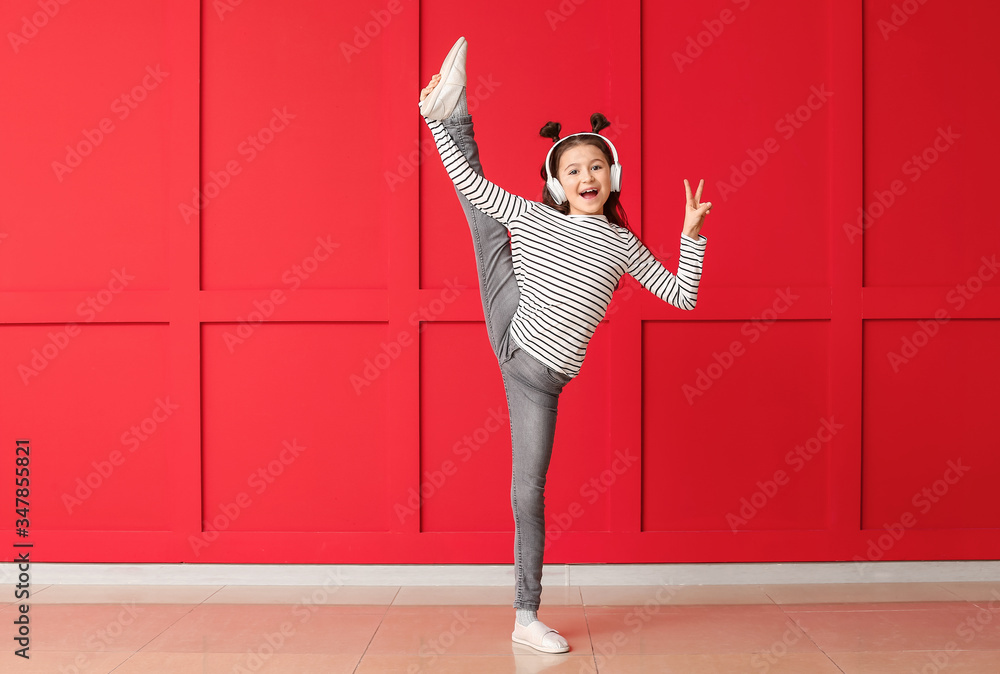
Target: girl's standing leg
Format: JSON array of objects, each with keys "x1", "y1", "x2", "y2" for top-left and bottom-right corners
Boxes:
[{"x1": 499, "y1": 349, "x2": 570, "y2": 610}]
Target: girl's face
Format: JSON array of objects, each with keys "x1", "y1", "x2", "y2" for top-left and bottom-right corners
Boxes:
[{"x1": 557, "y1": 144, "x2": 612, "y2": 216}]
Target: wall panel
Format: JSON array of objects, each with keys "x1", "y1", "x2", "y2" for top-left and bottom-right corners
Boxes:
[
  {"x1": 642, "y1": 320, "x2": 830, "y2": 533},
  {"x1": 642, "y1": 0, "x2": 831, "y2": 290},
  {"x1": 863, "y1": 0, "x2": 1000, "y2": 287},
  {"x1": 200, "y1": 0, "x2": 390, "y2": 290},
  {"x1": 202, "y1": 322, "x2": 390, "y2": 533},
  {"x1": 862, "y1": 320, "x2": 1000, "y2": 530},
  {"x1": 0, "y1": 0, "x2": 172, "y2": 291}
]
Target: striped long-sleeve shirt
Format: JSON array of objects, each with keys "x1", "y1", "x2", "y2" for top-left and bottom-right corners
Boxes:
[{"x1": 426, "y1": 118, "x2": 707, "y2": 378}]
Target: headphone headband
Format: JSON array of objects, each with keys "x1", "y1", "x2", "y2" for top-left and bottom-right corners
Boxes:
[
  {"x1": 544, "y1": 132, "x2": 621, "y2": 183},
  {"x1": 543, "y1": 132, "x2": 623, "y2": 204}
]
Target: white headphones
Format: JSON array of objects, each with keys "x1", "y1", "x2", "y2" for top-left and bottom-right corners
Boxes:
[{"x1": 544, "y1": 133, "x2": 623, "y2": 205}]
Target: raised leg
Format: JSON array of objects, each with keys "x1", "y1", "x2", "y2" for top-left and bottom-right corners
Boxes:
[{"x1": 440, "y1": 114, "x2": 520, "y2": 363}]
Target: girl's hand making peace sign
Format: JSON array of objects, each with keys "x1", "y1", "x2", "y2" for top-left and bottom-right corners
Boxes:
[{"x1": 683, "y1": 178, "x2": 711, "y2": 241}]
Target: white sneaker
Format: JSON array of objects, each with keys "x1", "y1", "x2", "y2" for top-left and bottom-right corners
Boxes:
[
  {"x1": 419, "y1": 36, "x2": 467, "y2": 120},
  {"x1": 511, "y1": 619, "x2": 570, "y2": 654}
]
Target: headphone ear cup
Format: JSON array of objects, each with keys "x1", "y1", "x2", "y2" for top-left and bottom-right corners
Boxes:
[
  {"x1": 611, "y1": 163, "x2": 622, "y2": 192},
  {"x1": 547, "y1": 175, "x2": 566, "y2": 205}
]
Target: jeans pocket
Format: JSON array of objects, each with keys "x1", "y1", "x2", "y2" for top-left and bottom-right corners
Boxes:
[{"x1": 544, "y1": 364, "x2": 572, "y2": 387}]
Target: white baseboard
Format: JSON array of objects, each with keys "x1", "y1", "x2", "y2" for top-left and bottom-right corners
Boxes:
[{"x1": 3, "y1": 561, "x2": 1000, "y2": 586}]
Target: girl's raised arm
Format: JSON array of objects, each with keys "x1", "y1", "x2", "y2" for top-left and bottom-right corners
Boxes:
[
  {"x1": 626, "y1": 231, "x2": 706, "y2": 311},
  {"x1": 626, "y1": 178, "x2": 710, "y2": 309}
]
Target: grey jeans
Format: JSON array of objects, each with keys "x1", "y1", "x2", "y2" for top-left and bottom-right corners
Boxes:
[{"x1": 441, "y1": 115, "x2": 572, "y2": 611}]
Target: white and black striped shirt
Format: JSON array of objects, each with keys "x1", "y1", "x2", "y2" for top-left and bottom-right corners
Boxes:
[{"x1": 427, "y1": 118, "x2": 707, "y2": 378}]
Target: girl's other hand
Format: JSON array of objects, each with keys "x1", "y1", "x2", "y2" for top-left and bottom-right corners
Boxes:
[
  {"x1": 420, "y1": 74, "x2": 441, "y2": 102},
  {"x1": 682, "y1": 178, "x2": 711, "y2": 240}
]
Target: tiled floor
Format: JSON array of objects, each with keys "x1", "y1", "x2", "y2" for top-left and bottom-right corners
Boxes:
[{"x1": 2, "y1": 581, "x2": 1000, "y2": 672}]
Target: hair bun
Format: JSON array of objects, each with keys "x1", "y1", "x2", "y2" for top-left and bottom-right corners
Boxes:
[
  {"x1": 590, "y1": 113, "x2": 611, "y2": 134},
  {"x1": 539, "y1": 121, "x2": 562, "y2": 143}
]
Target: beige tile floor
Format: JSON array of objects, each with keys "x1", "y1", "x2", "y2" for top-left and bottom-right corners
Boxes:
[{"x1": 1, "y1": 581, "x2": 999, "y2": 672}]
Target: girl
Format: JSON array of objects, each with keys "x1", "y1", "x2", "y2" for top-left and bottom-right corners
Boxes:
[{"x1": 419, "y1": 37, "x2": 710, "y2": 654}]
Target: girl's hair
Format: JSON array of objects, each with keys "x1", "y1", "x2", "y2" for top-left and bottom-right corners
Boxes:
[{"x1": 539, "y1": 113, "x2": 630, "y2": 231}]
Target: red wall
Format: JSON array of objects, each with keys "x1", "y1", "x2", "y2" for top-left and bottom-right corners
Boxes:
[{"x1": 2, "y1": 0, "x2": 998, "y2": 564}]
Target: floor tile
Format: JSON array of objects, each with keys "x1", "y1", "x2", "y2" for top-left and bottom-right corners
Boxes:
[
  {"x1": 0, "y1": 602, "x2": 194, "y2": 652},
  {"x1": 366, "y1": 605, "x2": 592, "y2": 656},
  {"x1": 0, "y1": 584, "x2": 52, "y2": 606},
  {"x1": 205, "y1": 584, "x2": 399, "y2": 605},
  {"x1": 774, "y1": 600, "x2": 974, "y2": 613},
  {"x1": 936, "y1": 581, "x2": 1000, "y2": 604},
  {"x1": 0, "y1": 650, "x2": 131, "y2": 673},
  {"x1": 393, "y1": 585, "x2": 582, "y2": 606},
  {"x1": 584, "y1": 604, "x2": 818, "y2": 655},
  {"x1": 141, "y1": 603, "x2": 386, "y2": 654},
  {"x1": 785, "y1": 604, "x2": 1000, "y2": 652},
  {"x1": 581, "y1": 584, "x2": 773, "y2": 606},
  {"x1": 6, "y1": 581, "x2": 1000, "y2": 671},
  {"x1": 356, "y1": 652, "x2": 597, "y2": 673},
  {"x1": 830, "y1": 650, "x2": 1000, "y2": 673},
  {"x1": 112, "y1": 651, "x2": 362, "y2": 673},
  {"x1": 31, "y1": 584, "x2": 221, "y2": 604},
  {"x1": 592, "y1": 652, "x2": 845, "y2": 673},
  {"x1": 0, "y1": 585, "x2": 18, "y2": 607},
  {"x1": 761, "y1": 581, "x2": 962, "y2": 605}
]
